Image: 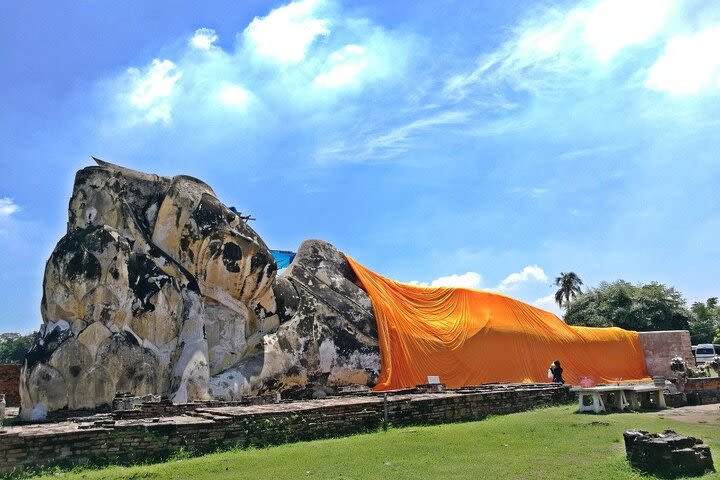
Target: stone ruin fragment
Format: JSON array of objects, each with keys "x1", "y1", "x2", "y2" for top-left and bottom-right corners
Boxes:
[
  {"x1": 624, "y1": 429, "x2": 715, "y2": 477},
  {"x1": 20, "y1": 159, "x2": 379, "y2": 419}
]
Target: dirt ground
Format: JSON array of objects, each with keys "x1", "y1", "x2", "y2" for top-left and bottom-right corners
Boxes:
[{"x1": 646, "y1": 403, "x2": 720, "y2": 425}]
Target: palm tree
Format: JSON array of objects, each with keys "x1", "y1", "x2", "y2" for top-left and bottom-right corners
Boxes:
[{"x1": 554, "y1": 272, "x2": 583, "y2": 309}]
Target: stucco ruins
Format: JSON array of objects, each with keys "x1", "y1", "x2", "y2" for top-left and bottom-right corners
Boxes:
[{"x1": 20, "y1": 159, "x2": 379, "y2": 419}]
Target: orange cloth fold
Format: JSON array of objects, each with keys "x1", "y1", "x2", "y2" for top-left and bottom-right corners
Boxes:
[{"x1": 345, "y1": 256, "x2": 649, "y2": 389}]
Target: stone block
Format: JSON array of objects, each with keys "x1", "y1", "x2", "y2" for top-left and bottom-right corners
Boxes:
[{"x1": 624, "y1": 429, "x2": 714, "y2": 477}]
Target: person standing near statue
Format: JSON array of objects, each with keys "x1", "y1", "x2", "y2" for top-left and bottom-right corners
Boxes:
[{"x1": 549, "y1": 360, "x2": 565, "y2": 384}]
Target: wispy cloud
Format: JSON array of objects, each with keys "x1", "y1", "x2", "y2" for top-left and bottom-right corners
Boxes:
[
  {"x1": 315, "y1": 0, "x2": 719, "y2": 165},
  {"x1": 509, "y1": 186, "x2": 549, "y2": 199},
  {"x1": 315, "y1": 110, "x2": 470, "y2": 163},
  {"x1": 557, "y1": 145, "x2": 624, "y2": 160},
  {"x1": 0, "y1": 198, "x2": 19, "y2": 219},
  {"x1": 0, "y1": 197, "x2": 20, "y2": 236},
  {"x1": 444, "y1": 0, "x2": 675, "y2": 98}
]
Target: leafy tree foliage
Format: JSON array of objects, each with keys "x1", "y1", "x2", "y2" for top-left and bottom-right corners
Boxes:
[
  {"x1": 554, "y1": 272, "x2": 583, "y2": 309},
  {"x1": 564, "y1": 280, "x2": 693, "y2": 332},
  {"x1": 0, "y1": 332, "x2": 36, "y2": 364},
  {"x1": 689, "y1": 297, "x2": 720, "y2": 344}
]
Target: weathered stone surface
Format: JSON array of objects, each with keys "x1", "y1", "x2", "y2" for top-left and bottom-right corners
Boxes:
[
  {"x1": 624, "y1": 429, "x2": 715, "y2": 477},
  {"x1": 208, "y1": 240, "x2": 380, "y2": 399},
  {"x1": 22, "y1": 160, "x2": 381, "y2": 418}
]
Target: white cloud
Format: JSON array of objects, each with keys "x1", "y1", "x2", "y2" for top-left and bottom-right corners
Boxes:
[
  {"x1": 243, "y1": 0, "x2": 330, "y2": 64},
  {"x1": 0, "y1": 198, "x2": 19, "y2": 218},
  {"x1": 124, "y1": 59, "x2": 181, "y2": 124},
  {"x1": 190, "y1": 28, "x2": 219, "y2": 50},
  {"x1": 0, "y1": 197, "x2": 20, "y2": 236},
  {"x1": 218, "y1": 83, "x2": 251, "y2": 109},
  {"x1": 645, "y1": 25, "x2": 720, "y2": 95},
  {"x1": 314, "y1": 44, "x2": 368, "y2": 88},
  {"x1": 410, "y1": 272, "x2": 483, "y2": 289},
  {"x1": 444, "y1": 0, "x2": 674, "y2": 98},
  {"x1": 496, "y1": 265, "x2": 548, "y2": 292},
  {"x1": 103, "y1": 0, "x2": 412, "y2": 132},
  {"x1": 409, "y1": 264, "x2": 548, "y2": 293},
  {"x1": 584, "y1": 0, "x2": 672, "y2": 62}
]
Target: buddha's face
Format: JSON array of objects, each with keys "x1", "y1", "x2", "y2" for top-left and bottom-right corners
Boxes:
[{"x1": 150, "y1": 175, "x2": 276, "y2": 307}]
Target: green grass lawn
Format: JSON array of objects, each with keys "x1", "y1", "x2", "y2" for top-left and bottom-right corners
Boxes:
[{"x1": 30, "y1": 405, "x2": 720, "y2": 480}]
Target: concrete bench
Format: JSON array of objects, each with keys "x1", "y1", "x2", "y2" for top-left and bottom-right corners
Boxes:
[
  {"x1": 570, "y1": 386, "x2": 629, "y2": 413},
  {"x1": 570, "y1": 384, "x2": 665, "y2": 413}
]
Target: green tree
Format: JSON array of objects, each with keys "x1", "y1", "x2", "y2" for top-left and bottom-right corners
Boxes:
[
  {"x1": 564, "y1": 280, "x2": 693, "y2": 332},
  {"x1": 554, "y1": 272, "x2": 583, "y2": 309},
  {"x1": 689, "y1": 297, "x2": 720, "y2": 344},
  {"x1": 0, "y1": 332, "x2": 37, "y2": 364}
]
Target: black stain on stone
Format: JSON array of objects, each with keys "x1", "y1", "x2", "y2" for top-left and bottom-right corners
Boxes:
[
  {"x1": 123, "y1": 330, "x2": 141, "y2": 347},
  {"x1": 250, "y1": 252, "x2": 267, "y2": 272},
  {"x1": 99, "y1": 306, "x2": 112, "y2": 322},
  {"x1": 179, "y1": 235, "x2": 190, "y2": 252},
  {"x1": 222, "y1": 242, "x2": 242, "y2": 272},
  {"x1": 332, "y1": 326, "x2": 363, "y2": 358},
  {"x1": 53, "y1": 226, "x2": 124, "y2": 281},
  {"x1": 192, "y1": 195, "x2": 226, "y2": 234},
  {"x1": 69, "y1": 365, "x2": 81, "y2": 377},
  {"x1": 174, "y1": 204, "x2": 182, "y2": 228},
  {"x1": 24, "y1": 326, "x2": 72, "y2": 370},
  {"x1": 207, "y1": 237, "x2": 223, "y2": 259},
  {"x1": 65, "y1": 250, "x2": 102, "y2": 281},
  {"x1": 109, "y1": 265, "x2": 120, "y2": 280},
  {"x1": 128, "y1": 253, "x2": 170, "y2": 314}
]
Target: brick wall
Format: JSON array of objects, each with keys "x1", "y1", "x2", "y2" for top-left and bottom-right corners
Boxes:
[
  {"x1": 685, "y1": 377, "x2": 720, "y2": 405},
  {"x1": 638, "y1": 330, "x2": 694, "y2": 379},
  {"x1": 0, "y1": 384, "x2": 572, "y2": 474},
  {"x1": 0, "y1": 364, "x2": 21, "y2": 407}
]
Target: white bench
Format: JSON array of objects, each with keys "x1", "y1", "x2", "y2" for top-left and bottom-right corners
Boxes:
[
  {"x1": 624, "y1": 384, "x2": 666, "y2": 409},
  {"x1": 570, "y1": 384, "x2": 665, "y2": 413},
  {"x1": 571, "y1": 386, "x2": 629, "y2": 413}
]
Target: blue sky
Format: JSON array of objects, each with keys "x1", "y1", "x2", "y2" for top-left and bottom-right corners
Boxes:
[{"x1": 1, "y1": 0, "x2": 719, "y2": 333}]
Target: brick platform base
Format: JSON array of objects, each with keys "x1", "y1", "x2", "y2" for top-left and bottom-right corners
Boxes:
[{"x1": 0, "y1": 383, "x2": 571, "y2": 474}]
